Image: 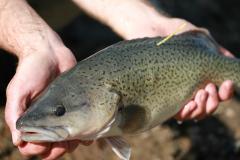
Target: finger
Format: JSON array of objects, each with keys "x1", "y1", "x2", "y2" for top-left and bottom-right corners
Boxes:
[
  {"x1": 175, "y1": 101, "x2": 197, "y2": 121},
  {"x1": 219, "y1": 47, "x2": 235, "y2": 58},
  {"x1": 18, "y1": 142, "x2": 50, "y2": 157},
  {"x1": 205, "y1": 83, "x2": 219, "y2": 114},
  {"x1": 219, "y1": 80, "x2": 234, "y2": 101},
  {"x1": 5, "y1": 104, "x2": 22, "y2": 146},
  {"x1": 5, "y1": 78, "x2": 28, "y2": 146},
  {"x1": 41, "y1": 142, "x2": 68, "y2": 160},
  {"x1": 5, "y1": 57, "x2": 56, "y2": 146},
  {"x1": 190, "y1": 89, "x2": 208, "y2": 119},
  {"x1": 56, "y1": 47, "x2": 77, "y2": 72}
]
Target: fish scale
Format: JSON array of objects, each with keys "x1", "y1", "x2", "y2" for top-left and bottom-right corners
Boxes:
[
  {"x1": 88, "y1": 35, "x2": 214, "y2": 130},
  {"x1": 65, "y1": 31, "x2": 240, "y2": 133},
  {"x1": 17, "y1": 31, "x2": 240, "y2": 160}
]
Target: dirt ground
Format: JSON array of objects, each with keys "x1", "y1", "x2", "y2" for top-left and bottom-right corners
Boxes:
[{"x1": 0, "y1": 0, "x2": 240, "y2": 160}]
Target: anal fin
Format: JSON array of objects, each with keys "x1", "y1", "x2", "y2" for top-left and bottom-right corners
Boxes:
[{"x1": 105, "y1": 136, "x2": 131, "y2": 160}]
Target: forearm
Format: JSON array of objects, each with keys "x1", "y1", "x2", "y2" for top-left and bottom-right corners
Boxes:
[
  {"x1": 0, "y1": 0, "x2": 63, "y2": 59},
  {"x1": 72, "y1": 0, "x2": 171, "y2": 39}
]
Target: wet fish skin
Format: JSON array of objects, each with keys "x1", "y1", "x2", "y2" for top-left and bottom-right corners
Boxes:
[
  {"x1": 74, "y1": 30, "x2": 240, "y2": 134},
  {"x1": 16, "y1": 31, "x2": 240, "y2": 159}
]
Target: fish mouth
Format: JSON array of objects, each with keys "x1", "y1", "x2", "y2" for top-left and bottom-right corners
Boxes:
[{"x1": 18, "y1": 126, "x2": 69, "y2": 142}]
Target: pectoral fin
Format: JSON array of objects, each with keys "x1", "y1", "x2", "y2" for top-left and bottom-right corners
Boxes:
[
  {"x1": 94, "y1": 117, "x2": 116, "y2": 139},
  {"x1": 105, "y1": 136, "x2": 131, "y2": 160}
]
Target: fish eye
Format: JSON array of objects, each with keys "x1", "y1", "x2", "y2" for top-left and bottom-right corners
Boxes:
[{"x1": 55, "y1": 105, "x2": 66, "y2": 116}]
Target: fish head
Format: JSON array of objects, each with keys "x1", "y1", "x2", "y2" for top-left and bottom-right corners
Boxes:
[{"x1": 16, "y1": 77, "x2": 120, "y2": 142}]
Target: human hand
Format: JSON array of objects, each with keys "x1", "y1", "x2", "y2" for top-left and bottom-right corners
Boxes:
[
  {"x1": 4, "y1": 45, "x2": 90, "y2": 159},
  {"x1": 0, "y1": 0, "x2": 92, "y2": 159}
]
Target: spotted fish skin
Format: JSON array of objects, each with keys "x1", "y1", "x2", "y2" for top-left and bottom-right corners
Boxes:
[
  {"x1": 16, "y1": 31, "x2": 240, "y2": 160},
  {"x1": 64, "y1": 31, "x2": 240, "y2": 134},
  {"x1": 16, "y1": 31, "x2": 240, "y2": 142}
]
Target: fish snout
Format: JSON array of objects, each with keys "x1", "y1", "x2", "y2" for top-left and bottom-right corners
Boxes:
[
  {"x1": 16, "y1": 116, "x2": 26, "y2": 130},
  {"x1": 16, "y1": 114, "x2": 36, "y2": 130}
]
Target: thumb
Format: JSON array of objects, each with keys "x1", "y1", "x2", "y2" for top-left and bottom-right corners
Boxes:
[
  {"x1": 54, "y1": 47, "x2": 77, "y2": 72},
  {"x1": 5, "y1": 77, "x2": 29, "y2": 146}
]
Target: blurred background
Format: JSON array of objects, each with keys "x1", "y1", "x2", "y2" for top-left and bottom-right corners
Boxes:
[{"x1": 0, "y1": 0, "x2": 240, "y2": 159}]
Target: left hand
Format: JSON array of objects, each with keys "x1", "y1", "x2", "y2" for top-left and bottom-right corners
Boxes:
[
  {"x1": 4, "y1": 45, "x2": 87, "y2": 160},
  {"x1": 175, "y1": 46, "x2": 234, "y2": 121}
]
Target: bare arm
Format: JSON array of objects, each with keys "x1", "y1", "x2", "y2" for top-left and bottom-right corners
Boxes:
[
  {"x1": 1, "y1": 0, "x2": 83, "y2": 159},
  {"x1": 2, "y1": 0, "x2": 233, "y2": 159},
  {"x1": 71, "y1": 0, "x2": 196, "y2": 39},
  {"x1": 0, "y1": 0, "x2": 60, "y2": 58}
]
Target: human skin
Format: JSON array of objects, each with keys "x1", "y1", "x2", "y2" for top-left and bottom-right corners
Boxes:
[{"x1": 1, "y1": 0, "x2": 233, "y2": 159}]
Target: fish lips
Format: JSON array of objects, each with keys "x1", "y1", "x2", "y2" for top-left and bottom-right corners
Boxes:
[{"x1": 18, "y1": 126, "x2": 69, "y2": 142}]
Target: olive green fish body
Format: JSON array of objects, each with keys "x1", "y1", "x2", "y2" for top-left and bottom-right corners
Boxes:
[
  {"x1": 16, "y1": 31, "x2": 240, "y2": 160},
  {"x1": 65, "y1": 31, "x2": 240, "y2": 134}
]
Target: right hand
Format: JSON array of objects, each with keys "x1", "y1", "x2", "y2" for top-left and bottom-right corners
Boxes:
[
  {"x1": 0, "y1": 0, "x2": 92, "y2": 159},
  {"x1": 4, "y1": 44, "x2": 93, "y2": 160}
]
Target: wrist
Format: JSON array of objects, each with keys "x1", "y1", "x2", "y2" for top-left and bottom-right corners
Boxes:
[
  {"x1": 15, "y1": 29, "x2": 59, "y2": 60},
  {"x1": 17, "y1": 41, "x2": 76, "y2": 77},
  {"x1": 18, "y1": 29, "x2": 76, "y2": 70},
  {"x1": 0, "y1": 0, "x2": 66, "y2": 60}
]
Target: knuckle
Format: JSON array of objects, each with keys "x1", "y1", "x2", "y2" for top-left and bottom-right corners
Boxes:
[
  {"x1": 6, "y1": 81, "x2": 15, "y2": 98},
  {"x1": 6, "y1": 79, "x2": 23, "y2": 99},
  {"x1": 197, "y1": 89, "x2": 205, "y2": 95}
]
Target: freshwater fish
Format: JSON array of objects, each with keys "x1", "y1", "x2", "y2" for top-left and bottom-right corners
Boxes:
[{"x1": 16, "y1": 31, "x2": 240, "y2": 160}]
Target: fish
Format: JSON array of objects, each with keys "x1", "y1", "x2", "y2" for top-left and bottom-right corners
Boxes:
[{"x1": 16, "y1": 31, "x2": 240, "y2": 160}]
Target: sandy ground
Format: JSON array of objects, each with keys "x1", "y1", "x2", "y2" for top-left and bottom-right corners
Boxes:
[{"x1": 0, "y1": 0, "x2": 240, "y2": 159}]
